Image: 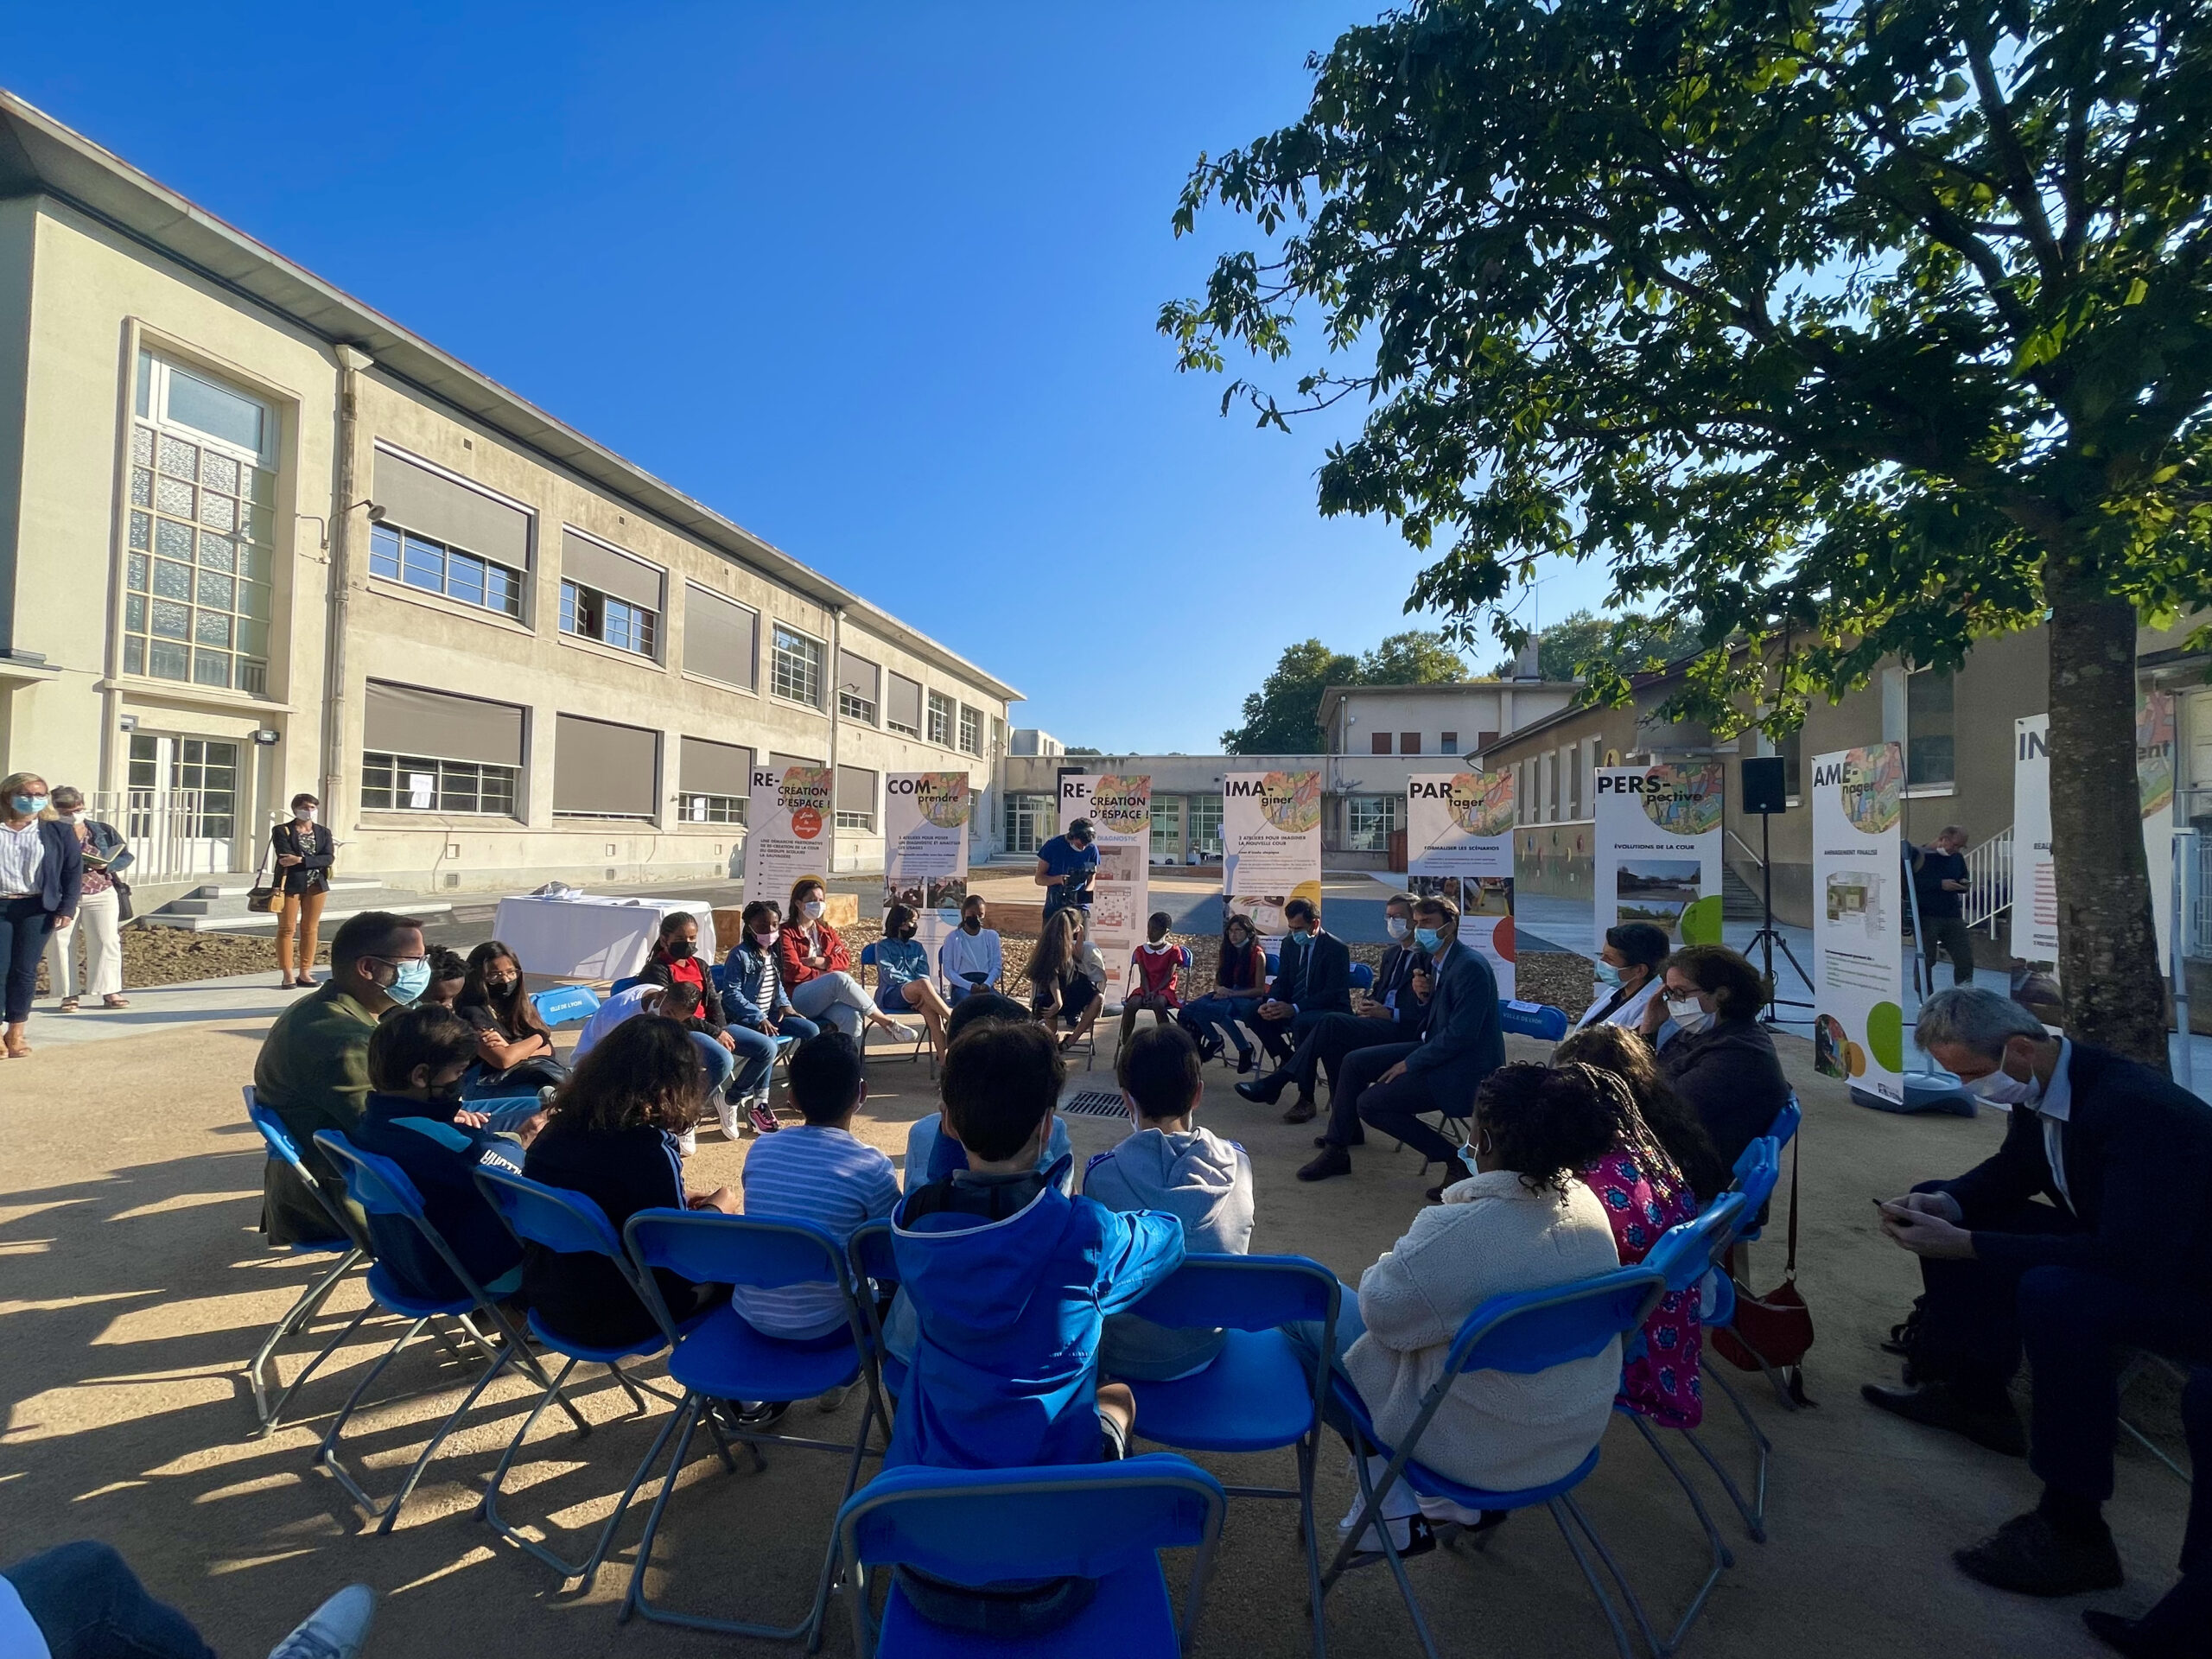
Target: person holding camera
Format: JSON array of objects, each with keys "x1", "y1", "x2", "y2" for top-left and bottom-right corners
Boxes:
[{"x1": 1033, "y1": 817, "x2": 1099, "y2": 922}]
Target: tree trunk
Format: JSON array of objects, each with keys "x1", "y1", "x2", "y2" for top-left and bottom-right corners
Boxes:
[{"x1": 2044, "y1": 575, "x2": 2169, "y2": 1071}]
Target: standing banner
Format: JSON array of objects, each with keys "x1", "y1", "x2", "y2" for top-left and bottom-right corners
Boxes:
[
  {"x1": 1811, "y1": 744, "x2": 1906, "y2": 1105},
  {"x1": 2012, "y1": 699, "x2": 2176, "y2": 971},
  {"x1": 1592, "y1": 764, "x2": 1726, "y2": 950},
  {"x1": 883, "y1": 772, "x2": 972, "y2": 966},
  {"x1": 1078, "y1": 774, "x2": 1153, "y2": 1004},
  {"x1": 747, "y1": 764, "x2": 835, "y2": 913},
  {"x1": 1222, "y1": 770, "x2": 1323, "y2": 939},
  {"x1": 1407, "y1": 770, "x2": 1517, "y2": 998},
  {"x1": 2140, "y1": 690, "x2": 2177, "y2": 967}
]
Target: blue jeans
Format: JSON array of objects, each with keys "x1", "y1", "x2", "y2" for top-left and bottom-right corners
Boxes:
[
  {"x1": 1281, "y1": 1292, "x2": 1367, "y2": 1447},
  {"x1": 727, "y1": 1017, "x2": 818, "y2": 1097},
  {"x1": 1180, "y1": 994, "x2": 1261, "y2": 1057},
  {"x1": 3, "y1": 1541, "x2": 214, "y2": 1659},
  {"x1": 689, "y1": 1031, "x2": 737, "y2": 1097}
]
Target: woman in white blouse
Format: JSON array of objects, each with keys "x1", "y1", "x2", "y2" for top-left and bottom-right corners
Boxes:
[{"x1": 1573, "y1": 921, "x2": 1670, "y2": 1033}]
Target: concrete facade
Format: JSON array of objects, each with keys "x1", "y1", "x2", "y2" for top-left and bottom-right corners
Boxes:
[{"x1": 0, "y1": 96, "x2": 1017, "y2": 903}]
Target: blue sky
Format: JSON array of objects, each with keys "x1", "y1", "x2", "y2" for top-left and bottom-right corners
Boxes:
[{"x1": 9, "y1": 2, "x2": 1610, "y2": 751}]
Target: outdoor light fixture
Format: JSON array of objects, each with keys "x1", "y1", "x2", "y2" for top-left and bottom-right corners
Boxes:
[
  {"x1": 252, "y1": 728, "x2": 281, "y2": 746},
  {"x1": 296, "y1": 499, "x2": 385, "y2": 551},
  {"x1": 118, "y1": 715, "x2": 137, "y2": 732}
]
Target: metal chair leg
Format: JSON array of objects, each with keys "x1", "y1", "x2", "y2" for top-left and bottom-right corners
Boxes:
[
  {"x1": 1320, "y1": 1446, "x2": 1440, "y2": 1659},
  {"x1": 1548, "y1": 1497, "x2": 1643, "y2": 1659},
  {"x1": 1701, "y1": 1369, "x2": 1774, "y2": 1540},
  {"x1": 249, "y1": 1247, "x2": 363, "y2": 1428},
  {"x1": 1628, "y1": 1414, "x2": 1733, "y2": 1654},
  {"x1": 374, "y1": 1343, "x2": 519, "y2": 1535},
  {"x1": 257, "y1": 1286, "x2": 376, "y2": 1438}
]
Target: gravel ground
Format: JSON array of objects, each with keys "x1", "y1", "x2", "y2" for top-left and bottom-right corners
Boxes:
[{"x1": 36, "y1": 926, "x2": 329, "y2": 994}]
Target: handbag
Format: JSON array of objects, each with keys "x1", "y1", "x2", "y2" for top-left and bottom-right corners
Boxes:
[
  {"x1": 1713, "y1": 1130, "x2": 1815, "y2": 1403},
  {"x1": 112, "y1": 876, "x2": 134, "y2": 924},
  {"x1": 246, "y1": 844, "x2": 283, "y2": 914}
]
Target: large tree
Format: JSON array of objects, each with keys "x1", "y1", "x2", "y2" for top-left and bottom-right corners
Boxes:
[
  {"x1": 1166, "y1": 0, "x2": 2212, "y2": 1064},
  {"x1": 1491, "y1": 607, "x2": 1700, "y2": 678}
]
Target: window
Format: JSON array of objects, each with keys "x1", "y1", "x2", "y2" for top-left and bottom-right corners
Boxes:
[
  {"x1": 927, "y1": 690, "x2": 955, "y2": 747},
  {"x1": 372, "y1": 523, "x2": 524, "y2": 619},
  {"x1": 362, "y1": 752, "x2": 519, "y2": 815},
  {"x1": 679, "y1": 735, "x2": 752, "y2": 824},
  {"x1": 1908, "y1": 669, "x2": 1956, "y2": 788},
  {"x1": 1440, "y1": 730, "x2": 1458, "y2": 753},
  {"x1": 1401, "y1": 732, "x2": 1421, "y2": 754},
  {"x1": 835, "y1": 765, "x2": 878, "y2": 831},
  {"x1": 1348, "y1": 794, "x2": 1403, "y2": 852},
  {"x1": 958, "y1": 703, "x2": 982, "y2": 756},
  {"x1": 128, "y1": 734, "x2": 241, "y2": 838},
  {"x1": 1782, "y1": 729, "x2": 1804, "y2": 802},
  {"x1": 1370, "y1": 732, "x2": 1391, "y2": 755},
  {"x1": 887, "y1": 671, "x2": 924, "y2": 737},
  {"x1": 361, "y1": 682, "x2": 527, "y2": 816},
  {"x1": 1476, "y1": 729, "x2": 1498, "y2": 753},
  {"x1": 838, "y1": 650, "x2": 880, "y2": 724},
  {"x1": 1188, "y1": 794, "x2": 1224, "y2": 859},
  {"x1": 1151, "y1": 796, "x2": 1184, "y2": 861},
  {"x1": 1004, "y1": 792, "x2": 1053, "y2": 855},
  {"x1": 772, "y1": 624, "x2": 824, "y2": 706},
  {"x1": 559, "y1": 580, "x2": 658, "y2": 656},
  {"x1": 683, "y1": 585, "x2": 757, "y2": 688},
  {"x1": 124, "y1": 354, "x2": 277, "y2": 695}
]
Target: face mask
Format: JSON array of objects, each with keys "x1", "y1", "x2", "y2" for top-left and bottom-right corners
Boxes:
[
  {"x1": 62, "y1": 810, "x2": 86, "y2": 825},
  {"x1": 1414, "y1": 926, "x2": 1443, "y2": 953},
  {"x1": 1594, "y1": 962, "x2": 1624, "y2": 988},
  {"x1": 1386, "y1": 916, "x2": 1410, "y2": 941},
  {"x1": 1289, "y1": 922, "x2": 1312, "y2": 940},
  {"x1": 11, "y1": 795, "x2": 47, "y2": 816},
  {"x1": 802, "y1": 900, "x2": 824, "y2": 920},
  {"x1": 667, "y1": 940, "x2": 696, "y2": 959},
  {"x1": 1457, "y1": 1141, "x2": 1482, "y2": 1177},
  {"x1": 962, "y1": 916, "x2": 981, "y2": 933},
  {"x1": 753, "y1": 929, "x2": 779, "y2": 949},
  {"x1": 1665, "y1": 996, "x2": 1713, "y2": 1033},
  {"x1": 1967, "y1": 1066, "x2": 2044, "y2": 1108},
  {"x1": 486, "y1": 976, "x2": 518, "y2": 996},
  {"x1": 386, "y1": 958, "x2": 432, "y2": 1005},
  {"x1": 296, "y1": 807, "x2": 317, "y2": 823},
  {"x1": 899, "y1": 927, "x2": 917, "y2": 941}
]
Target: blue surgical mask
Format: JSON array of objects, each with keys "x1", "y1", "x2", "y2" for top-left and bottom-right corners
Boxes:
[
  {"x1": 1385, "y1": 916, "x2": 1410, "y2": 942},
  {"x1": 1457, "y1": 1141, "x2": 1482, "y2": 1177},
  {"x1": 1594, "y1": 961, "x2": 1624, "y2": 988},
  {"x1": 1414, "y1": 926, "x2": 1442, "y2": 953},
  {"x1": 388, "y1": 957, "x2": 433, "y2": 1005},
  {"x1": 11, "y1": 794, "x2": 47, "y2": 816}
]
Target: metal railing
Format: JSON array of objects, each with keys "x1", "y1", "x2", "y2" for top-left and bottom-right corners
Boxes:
[
  {"x1": 2188, "y1": 829, "x2": 2212, "y2": 962},
  {"x1": 88, "y1": 788, "x2": 238, "y2": 881},
  {"x1": 1962, "y1": 828, "x2": 2013, "y2": 937}
]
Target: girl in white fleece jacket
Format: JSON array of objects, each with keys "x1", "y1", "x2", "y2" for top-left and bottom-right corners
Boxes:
[{"x1": 1288, "y1": 1063, "x2": 1625, "y2": 1495}]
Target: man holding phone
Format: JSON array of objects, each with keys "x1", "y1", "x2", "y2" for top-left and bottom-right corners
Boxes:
[{"x1": 938, "y1": 893, "x2": 1003, "y2": 1002}]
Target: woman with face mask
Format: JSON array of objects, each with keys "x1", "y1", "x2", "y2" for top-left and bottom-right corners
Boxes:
[
  {"x1": 1638, "y1": 943, "x2": 1789, "y2": 1176},
  {"x1": 716, "y1": 900, "x2": 820, "y2": 1137},
  {"x1": 1176, "y1": 914, "x2": 1270, "y2": 1072},
  {"x1": 0, "y1": 772, "x2": 82, "y2": 1058},
  {"x1": 454, "y1": 939, "x2": 567, "y2": 1100},
  {"x1": 778, "y1": 879, "x2": 902, "y2": 1045},
  {"x1": 41, "y1": 785, "x2": 131, "y2": 1014},
  {"x1": 1574, "y1": 921, "x2": 1671, "y2": 1033},
  {"x1": 269, "y1": 792, "x2": 335, "y2": 990},
  {"x1": 873, "y1": 903, "x2": 952, "y2": 1063}
]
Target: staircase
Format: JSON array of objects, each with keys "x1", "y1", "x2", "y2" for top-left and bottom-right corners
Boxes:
[
  {"x1": 1720, "y1": 861, "x2": 1765, "y2": 921},
  {"x1": 142, "y1": 874, "x2": 454, "y2": 933}
]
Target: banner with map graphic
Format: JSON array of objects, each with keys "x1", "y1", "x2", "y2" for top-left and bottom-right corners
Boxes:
[
  {"x1": 1223, "y1": 770, "x2": 1323, "y2": 940},
  {"x1": 1592, "y1": 764, "x2": 1725, "y2": 950},
  {"x1": 1058, "y1": 773, "x2": 1152, "y2": 1002},
  {"x1": 1408, "y1": 771, "x2": 1516, "y2": 997},
  {"x1": 883, "y1": 772, "x2": 972, "y2": 963},
  {"x1": 1812, "y1": 744, "x2": 1905, "y2": 1107},
  {"x1": 747, "y1": 764, "x2": 834, "y2": 912}
]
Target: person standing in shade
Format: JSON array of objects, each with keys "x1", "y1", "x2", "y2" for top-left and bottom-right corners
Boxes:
[
  {"x1": 1910, "y1": 824, "x2": 1976, "y2": 987},
  {"x1": 270, "y1": 792, "x2": 334, "y2": 989},
  {"x1": 1033, "y1": 816, "x2": 1099, "y2": 923},
  {"x1": 0, "y1": 772, "x2": 81, "y2": 1060},
  {"x1": 42, "y1": 785, "x2": 130, "y2": 1013}
]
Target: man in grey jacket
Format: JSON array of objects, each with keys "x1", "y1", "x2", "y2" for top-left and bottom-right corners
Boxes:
[
  {"x1": 1084, "y1": 1025, "x2": 1255, "y2": 1379},
  {"x1": 1300, "y1": 893, "x2": 1503, "y2": 1185}
]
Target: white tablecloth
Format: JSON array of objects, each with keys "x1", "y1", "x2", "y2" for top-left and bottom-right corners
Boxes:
[{"x1": 490, "y1": 895, "x2": 720, "y2": 983}]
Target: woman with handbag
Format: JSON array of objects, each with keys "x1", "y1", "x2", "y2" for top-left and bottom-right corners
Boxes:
[
  {"x1": 268, "y1": 792, "x2": 334, "y2": 989},
  {"x1": 42, "y1": 785, "x2": 130, "y2": 1012},
  {"x1": 1, "y1": 772, "x2": 83, "y2": 1058}
]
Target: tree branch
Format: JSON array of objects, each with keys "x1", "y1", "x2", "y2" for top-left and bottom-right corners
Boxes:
[{"x1": 1964, "y1": 39, "x2": 2066, "y2": 279}]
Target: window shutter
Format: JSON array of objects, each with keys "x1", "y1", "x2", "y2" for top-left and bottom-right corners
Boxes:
[
  {"x1": 836, "y1": 765, "x2": 878, "y2": 814},
  {"x1": 682, "y1": 586, "x2": 756, "y2": 686},
  {"x1": 372, "y1": 449, "x2": 531, "y2": 569},
  {"x1": 837, "y1": 650, "x2": 880, "y2": 702},
  {"x1": 887, "y1": 672, "x2": 923, "y2": 729},
  {"x1": 364, "y1": 681, "x2": 524, "y2": 766},
  {"x1": 561, "y1": 529, "x2": 664, "y2": 611},
  {"x1": 679, "y1": 735, "x2": 752, "y2": 797},
  {"x1": 553, "y1": 715, "x2": 658, "y2": 815}
]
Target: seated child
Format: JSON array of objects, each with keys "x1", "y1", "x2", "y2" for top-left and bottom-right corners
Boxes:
[
  {"x1": 1116, "y1": 911, "x2": 1186, "y2": 1056},
  {"x1": 728, "y1": 1033, "x2": 899, "y2": 1341},
  {"x1": 347, "y1": 1004, "x2": 542, "y2": 1301},
  {"x1": 887, "y1": 1019, "x2": 1186, "y2": 1471},
  {"x1": 1084, "y1": 1024, "x2": 1254, "y2": 1381},
  {"x1": 901, "y1": 991, "x2": 1072, "y2": 1192}
]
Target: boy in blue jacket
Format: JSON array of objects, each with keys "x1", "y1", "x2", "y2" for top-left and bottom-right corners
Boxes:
[{"x1": 888, "y1": 1019, "x2": 1185, "y2": 1470}]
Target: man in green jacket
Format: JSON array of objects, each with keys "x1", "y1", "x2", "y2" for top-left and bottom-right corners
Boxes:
[{"x1": 254, "y1": 911, "x2": 426, "y2": 1245}]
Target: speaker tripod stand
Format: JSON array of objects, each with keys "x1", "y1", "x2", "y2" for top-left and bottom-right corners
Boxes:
[{"x1": 1748, "y1": 805, "x2": 1814, "y2": 1023}]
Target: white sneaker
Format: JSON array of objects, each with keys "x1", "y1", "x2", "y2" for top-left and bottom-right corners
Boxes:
[
  {"x1": 268, "y1": 1584, "x2": 375, "y2": 1659},
  {"x1": 677, "y1": 1128, "x2": 698, "y2": 1157},
  {"x1": 712, "y1": 1094, "x2": 744, "y2": 1140},
  {"x1": 1336, "y1": 1454, "x2": 1424, "y2": 1554},
  {"x1": 1416, "y1": 1493, "x2": 1490, "y2": 1526}
]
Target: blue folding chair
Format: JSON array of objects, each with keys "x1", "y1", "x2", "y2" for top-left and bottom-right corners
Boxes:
[
  {"x1": 847, "y1": 1218, "x2": 906, "y2": 1402},
  {"x1": 610, "y1": 974, "x2": 645, "y2": 997},
  {"x1": 243, "y1": 1087, "x2": 368, "y2": 1435},
  {"x1": 311, "y1": 1132, "x2": 585, "y2": 1534},
  {"x1": 1347, "y1": 961, "x2": 1375, "y2": 995},
  {"x1": 1733, "y1": 1095, "x2": 1800, "y2": 1243},
  {"x1": 1322, "y1": 1265, "x2": 1668, "y2": 1659},
  {"x1": 1616, "y1": 1193, "x2": 1747, "y2": 1654},
  {"x1": 1700, "y1": 1138, "x2": 1790, "y2": 1533},
  {"x1": 1499, "y1": 998, "x2": 1572, "y2": 1040},
  {"x1": 530, "y1": 983, "x2": 601, "y2": 1027},
  {"x1": 834, "y1": 1455, "x2": 1227, "y2": 1658},
  {"x1": 620, "y1": 1210, "x2": 888, "y2": 1641},
  {"x1": 859, "y1": 942, "x2": 936, "y2": 1075},
  {"x1": 471, "y1": 1166, "x2": 690, "y2": 1584},
  {"x1": 1118, "y1": 1255, "x2": 1340, "y2": 1658}
]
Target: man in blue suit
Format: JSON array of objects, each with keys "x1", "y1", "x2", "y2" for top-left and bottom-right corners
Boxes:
[
  {"x1": 1246, "y1": 896, "x2": 1351, "y2": 1064},
  {"x1": 1299, "y1": 893, "x2": 1502, "y2": 1185}
]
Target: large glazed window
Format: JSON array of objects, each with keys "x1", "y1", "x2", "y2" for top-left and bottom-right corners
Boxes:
[
  {"x1": 771, "y1": 624, "x2": 824, "y2": 707},
  {"x1": 124, "y1": 353, "x2": 277, "y2": 696}
]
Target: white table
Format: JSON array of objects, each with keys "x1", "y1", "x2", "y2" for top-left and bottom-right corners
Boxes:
[{"x1": 490, "y1": 895, "x2": 720, "y2": 983}]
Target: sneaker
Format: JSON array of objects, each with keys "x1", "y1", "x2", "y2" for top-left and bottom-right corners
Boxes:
[
  {"x1": 732, "y1": 1399, "x2": 791, "y2": 1432},
  {"x1": 1335, "y1": 1504, "x2": 1435, "y2": 1561},
  {"x1": 677, "y1": 1128, "x2": 698, "y2": 1157},
  {"x1": 267, "y1": 1584, "x2": 376, "y2": 1659},
  {"x1": 1416, "y1": 1493, "x2": 1510, "y2": 1534},
  {"x1": 749, "y1": 1099, "x2": 781, "y2": 1135}
]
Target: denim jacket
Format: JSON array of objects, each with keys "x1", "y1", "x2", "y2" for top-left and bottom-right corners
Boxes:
[{"x1": 721, "y1": 942, "x2": 791, "y2": 1027}]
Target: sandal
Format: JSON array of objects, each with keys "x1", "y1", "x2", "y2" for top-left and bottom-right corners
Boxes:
[
  {"x1": 58, "y1": 998, "x2": 79, "y2": 1014},
  {"x1": 102, "y1": 995, "x2": 130, "y2": 1009}
]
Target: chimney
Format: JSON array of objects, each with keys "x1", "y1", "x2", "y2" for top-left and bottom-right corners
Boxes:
[{"x1": 1512, "y1": 633, "x2": 1542, "y2": 680}]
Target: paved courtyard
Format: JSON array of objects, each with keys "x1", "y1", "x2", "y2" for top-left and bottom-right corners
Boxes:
[{"x1": 0, "y1": 1011, "x2": 2193, "y2": 1657}]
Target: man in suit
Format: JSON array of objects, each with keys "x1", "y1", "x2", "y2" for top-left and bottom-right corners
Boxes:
[
  {"x1": 1866, "y1": 988, "x2": 2212, "y2": 1600},
  {"x1": 1246, "y1": 896, "x2": 1351, "y2": 1063},
  {"x1": 1299, "y1": 893, "x2": 1503, "y2": 1184},
  {"x1": 1237, "y1": 892, "x2": 1427, "y2": 1122}
]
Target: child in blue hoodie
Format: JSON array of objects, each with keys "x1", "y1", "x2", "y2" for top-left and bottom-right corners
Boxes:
[{"x1": 888, "y1": 1019, "x2": 1185, "y2": 1471}]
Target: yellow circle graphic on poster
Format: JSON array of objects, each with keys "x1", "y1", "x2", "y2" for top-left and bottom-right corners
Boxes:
[
  {"x1": 1088, "y1": 774, "x2": 1152, "y2": 836},
  {"x1": 1840, "y1": 745, "x2": 1903, "y2": 836},
  {"x1": 1289, "y1": 879, "x2": 1325, "y2": 916},
  {"x1": 1258, "y1": 771, "x2": 1322, "y2": 834},
  {"x1": 1641, "y1": 763, "x2": 1723, "y2": 836},
  {"x1": 1449, "y1": 772, "x2": 1516, "y2": 837},
  {"x1": 912, "y1": 772, "x2": 972, "y2": 830}
]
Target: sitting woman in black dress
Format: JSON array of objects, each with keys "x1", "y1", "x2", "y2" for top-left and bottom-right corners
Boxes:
[
  {"x1": 520, "y1": 1014, "x2": 736, "y2": 1349},
  {"x1": 454, "y1": 939, "x2": 567, "y2": 1098}
]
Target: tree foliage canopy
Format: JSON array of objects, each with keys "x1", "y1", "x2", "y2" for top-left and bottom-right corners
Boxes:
[
  {"x1": 1491, "y1": 607, "x2": 1702, "y2": 677},
  {"x1": 1224, "y1": 629, "x2": 1470, "y2": 751},
  {"x1": 1165, "y1": 0, "x2": 2212, "y2": 726}
]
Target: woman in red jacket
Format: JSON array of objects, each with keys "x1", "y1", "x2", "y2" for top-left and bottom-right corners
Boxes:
[{"x1": 778, "y1": 878, "x2": 902, "y2": 1044}]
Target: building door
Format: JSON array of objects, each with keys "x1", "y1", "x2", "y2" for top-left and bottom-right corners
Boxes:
[{"x1": 118, "y1": 733, "x2": 244, "y2": 875}]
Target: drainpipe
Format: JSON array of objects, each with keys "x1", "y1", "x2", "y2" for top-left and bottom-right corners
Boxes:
[
  {"x1": 321, "y1": 346, "x2": 373, "y2": 821},
  {"x1": 827, "y1": 603, "x2": 844, "y2": 872}
]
